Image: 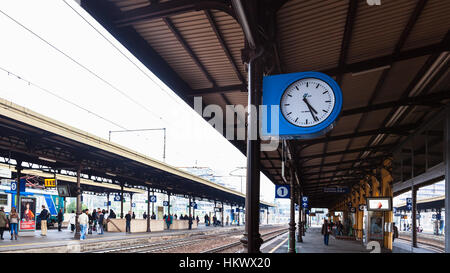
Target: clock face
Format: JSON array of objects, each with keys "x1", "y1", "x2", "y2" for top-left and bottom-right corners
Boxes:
[{"x1": 280, "y1": 78, "x2": 336, "y2": 127}]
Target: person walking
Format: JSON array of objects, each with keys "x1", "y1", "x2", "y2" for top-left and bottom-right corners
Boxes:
[
  {"x1": 393, "y1": 223, "x2": 399, "y2": 243},
  {"x1": 39, "y1": 205, "x2": 49, "y2": 236},
  {"x1": 321, "y1": 219, "x2": 330, "y2": 246},
  {"x1": 125, "y1": 211, "x2": 132, "y2": 233},
  {"x1": 57, "y1": 209, "x2": 63, "y2": 232},
  {"x1": 92, "y1": 209, "x2": 97, "y2": 232},
  {"x1": 9, "y1": 207, "x2": 19, "y2": 240},
  {"x1": 97, "y1": 210, "x2": 104, "y2": 235},
  {"x1": 79, "y1": 209, "x2": 89, "y2": 240},
  {"x1": 0, "y1": 207, "x2": 8, "y2": 240}
]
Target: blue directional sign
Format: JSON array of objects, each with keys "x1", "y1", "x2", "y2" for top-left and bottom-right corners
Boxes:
[
  {"x1": 10, "y1": 181, "x2": 17, "y2": 191},
  {"x1": 149, "y1": 195, "x2": 157, "y2": 203},
  {"x1": 132, "y1": 203, "x2": 136, "y2": 208},
  {"x1": 114, "y1": 195, "x2": 121, "y2": 201},
  {"x1": 275, "y1": 185, "x2": 290, "y2": 199},
  {"x1": 301, "y1": 196, "x2": 308, "y2": 208},
  {"x1": 163, "y1": 201, "x2": 169, "y2": 206},
  {"x1": 190, "y1": 202, "x2": 198, "y2": 209},
  {"x1": 235, "y1": 208, "x2": 240, "y2": 212},
  {"x1": 406, "y1": 198, "x2": 412, "y2": 211},
  {"x1": 436, "y1": 214, "x2": 441, "y2": 220}
]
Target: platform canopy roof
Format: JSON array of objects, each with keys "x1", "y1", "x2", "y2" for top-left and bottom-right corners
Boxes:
[
  {"x1": 81, "y1": 0, "x2": 450, "y2": 207},
  {"x1": 0, "y1": 98, "x2": 274, "y2": 209}
]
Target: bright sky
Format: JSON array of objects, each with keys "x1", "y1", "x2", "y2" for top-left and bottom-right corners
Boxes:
[{"x1": 0, "y1": 1, "x2": 275, "y2": 202}]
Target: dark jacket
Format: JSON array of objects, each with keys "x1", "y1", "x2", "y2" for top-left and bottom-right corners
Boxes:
[
  {"x1": 57, "y1": 211, "x2": 63, "y2": 223},
  {"x1": 98, "y1": 213, "x2": 104, "y2": 225},
  {"x1": 321, "y1": 223, "x2": 330, "y2": 235},
  {"x1": 40, "y1": 209, "x2": 49, "y2": 220},
  {"x1": 125, "y1": 214, "x2": 132, "y2": 222}
]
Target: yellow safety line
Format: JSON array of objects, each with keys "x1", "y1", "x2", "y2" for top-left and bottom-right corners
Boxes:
[{"x1": 269, "y1": 236, "x2": 289, "y2": 253}]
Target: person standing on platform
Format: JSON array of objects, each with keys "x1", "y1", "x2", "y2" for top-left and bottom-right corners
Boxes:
[
  {"x1": 226, "y1": 215, "x2": 229, "y2": 226},
  {"x1": 321, "y1": 219, "x2": 330, "y2": 246},
  {"x1": 393, "y1": 223, "x2": 398, "y2": 242},
  {"x1": 69, "y1": 210, "x2": 76, "y2": 232},
  {"x1": 57, "y1": 208, "x2": 63, "y2": 232},
  {"x1": 132, "y1": 212, "x2": 136, "y2": 219},
  {"x1": 125, "y1": 211, "x2": 132, "y2": 234},
  {"x1": 39, "y1": 205, "x2": 49, "y2": 236},
  {"x1": 79, "y1": 209, "x2": 89, "y2": 240},
  {"x1": 92, "y1": 209, "x2": 97, "y2": 232},
  {"x1": 151, "y1": 212, "x2": 156, "y2": 220},
  {"x1": 165, "y1": 214, "x2": 172, "y2": 230},
  {"x1": 188, "y1": 214, "x2": 193, "y2": 230},
  {"x1": 196, "y1": 216, "x2": 200, "y2": 225},
  {"x1": 0, "y1": 207, "x2": 8, "y2": 240},
  {"x1": 97, "y1": 210, "x2": 104, "y2": 235},
  {"x1": 143, "y1": 212, "x2": 147, "y2": 220},
  {"x1": 9, "y1": 207, "x2": 19, "y2": 240}
]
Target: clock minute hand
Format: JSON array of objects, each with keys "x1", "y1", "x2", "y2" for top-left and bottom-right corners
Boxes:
[
  {"x1": 303, "y1": 97, "x2": 318, "y2": 114},
  {"x1": 303, "y1": 100, "x2": 319, "y2": 122}
]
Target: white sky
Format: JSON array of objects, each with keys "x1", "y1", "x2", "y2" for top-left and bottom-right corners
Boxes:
[{"x1": 0, "y1": 0, "x2": 275, "y2": 202}]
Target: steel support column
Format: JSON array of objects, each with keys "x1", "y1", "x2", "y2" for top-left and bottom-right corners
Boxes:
[
  {"x1": 189, "y1": 196, "x2": 192, "y2": 230},
  {"x1": 240, "y1": 53, "x2": 263, "y2": 253},
  {"x1": 411, "y1": 186, "x2": 417, "y2": 247},
  {"x1": 297, "y1": 195, "x2": 302, "y2": 242},
  {"x1": 74, "y1": 166, "x2": 81, "y2": 239},
  {"x1": 120, "y1": 183, "x2": 124, "y2": 219},
  {"x1": 106, "y1": 192, "x2": 110, "y2": 211},
  {"x1": 444, "y1": 108, "x2": 450, "y2": 252},
  {"x1": 221, "y1": 201, "x2": 224, "y2": 227},
  {"x1": 167, "y1": 192, "x2": 171, "y2": 216},
  {"x1": 288, "y1": 167, "x2": 296, "y2": 253},
  {"x1": 147, "y1": 187, "x2": 151, "y2": 232}
]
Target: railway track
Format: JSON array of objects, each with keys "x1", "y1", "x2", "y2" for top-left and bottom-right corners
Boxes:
[
  {"x1": 396, "y1": 237, "x2": 444, "y2": 253},
  {"x1": 89, "y1": 226, "x2": 284, "y2": 253},
  {"x1": 201, "y1": 228, "x2": 289, "y2": 253}
]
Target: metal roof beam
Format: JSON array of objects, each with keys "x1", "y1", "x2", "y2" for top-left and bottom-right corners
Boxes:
[
  {"x1": 114, "y1": 0, "x2": 235, "y2": 27},
  {"x1": 188, "y1": 84, "x2": 246, "y2": 95}
]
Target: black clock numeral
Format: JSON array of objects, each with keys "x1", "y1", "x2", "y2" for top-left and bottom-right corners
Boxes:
[
  {"x1": 323, "y1": 91, "x2": 328, "y2": 94},
  {"x1": 325, "y1": 100, "x2": 331, "y2": 103},
  {"x1": 323, "y1": 110, "x2": 328, "y2": 113},
  {"x1": 295, "y1": 86, "x2": 299, "y2": 90},
  {"x1": 284, "y1": 104, "x2": 290, "y2": 106},
  {"x1": 307, "y1": 82, "x2": 309, "y2": 87},
  {"x1": 287, "y1": 112, "x2": 292, "y2": 115},
  {"x1": 288, "y1": 94, "x2": 292, "y2": 97},
  {"x1": 306, "y1": 119, "x2": 308, "y2": 124},
  {"x1": 295, "y1": 117, "x2": 298, "y2": 122},
  {"x1": 316, "y1": 84, "x2": 319, "y2": 88}
]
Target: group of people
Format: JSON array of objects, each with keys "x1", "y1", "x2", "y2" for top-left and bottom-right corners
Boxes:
[
  {"x1": 0, "y1": 206, "x2": 19, "y2": 240},
  {"x1": 69, "y1": 208, "x2": 117, "y2": 240}
]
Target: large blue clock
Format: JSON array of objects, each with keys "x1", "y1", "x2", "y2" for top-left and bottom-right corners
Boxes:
[{"x1": 262, "y1": 71, "x2": 343, "y2": 139}]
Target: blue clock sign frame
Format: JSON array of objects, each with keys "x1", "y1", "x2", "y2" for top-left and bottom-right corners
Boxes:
[{"x1": 262, "y1": 71, "x2": 343, "y2": 139}]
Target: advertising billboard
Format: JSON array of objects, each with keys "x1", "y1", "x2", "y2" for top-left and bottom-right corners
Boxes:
[
  {"x1": 366, "y1": 197, "x2": 392, "y2": 211},
  {"x1": 19, "y1": 196, "x2": 36, "y2": 231}
]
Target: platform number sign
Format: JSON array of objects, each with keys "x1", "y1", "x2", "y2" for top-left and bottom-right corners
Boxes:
[
  {"x1": 44, "y1": 179, "x2": 56, "y2": 188},
  {"x1": 275, "y1": 185, "x2": 290, "y2": 199},
  {"x1": 163, "y1": 201, "x2": 169, "y2": 206},
  {"x1": 10, "y1": 181, "x2": 17, "y2": 191},
  {"x1": 114, "y1": 195, "x2": 121, "y2": 202},
  {"x1": 406, "y1": 198, "x2": 412, "y2": 211},
  {"x1": 149, "y1": 195, "x2": 157, "y2": 203},
  {"x1": 302, "y1": 196, "x2": 308, "y2": 208}
]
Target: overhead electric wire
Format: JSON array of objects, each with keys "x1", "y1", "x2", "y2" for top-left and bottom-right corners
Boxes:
[
  {"x1": 62, "y1": 0, "x2": 184, "y2": 107},
  {"x1": 0, "y1": 66, "x2": 128, "y2": 131},
  {"x1": 0, "y1": 8, "x2": 166, "y2": 124}
]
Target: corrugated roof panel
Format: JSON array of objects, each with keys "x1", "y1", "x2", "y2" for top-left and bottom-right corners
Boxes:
[
  {"x1": 169, "y1": 11, "x2": 242, "y2": 87},
  {"x1": 347, "y1": 0, "x2": 416, "y2": 63},
  {"x1": 340, "y1": 69, "x2": 384, "y2": 110},
  {"x1": 277, "y1": 0, "x2": 348, "y2": 72},
  {"x1": 374, "y1": 56, "x2": 429, "y2": 104},
  {"x1": 132, "y1": 18, "x2": 211, "y2": 89},
  {"x1": 403, "y1": 0, "x2": 450, "y2": 50}
]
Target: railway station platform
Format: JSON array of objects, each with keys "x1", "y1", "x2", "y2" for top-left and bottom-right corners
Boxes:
[
  {"x1": 0, "y1": 224, "x2": 252, "y2": 253},
  {"x1": 262, "y1": 228, "x2": 440, "y2": 253}
]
